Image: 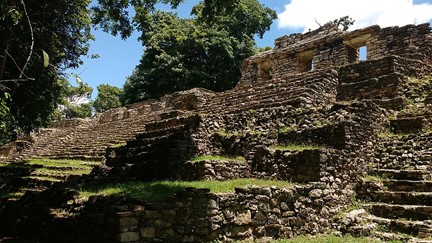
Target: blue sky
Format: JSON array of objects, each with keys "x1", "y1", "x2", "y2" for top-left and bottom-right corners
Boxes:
[{"x1": 68, "y1": 0, "x2": 432, "y2": 99}]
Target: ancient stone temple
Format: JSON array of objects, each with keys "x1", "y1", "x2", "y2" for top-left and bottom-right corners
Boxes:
[{"x1": 0, "y1": 22, "x2": 431, "y2": 242}]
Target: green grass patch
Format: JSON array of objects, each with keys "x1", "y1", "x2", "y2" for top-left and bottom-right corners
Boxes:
[
  {"x1": 7, "y1": 159, "x2": 95, "y2": 176},
  {"x1": 33, "y1": 167, "x2": 91, "y2": 175},
  {"x1": 26, "y1": 176, "x2": 61, "y2": 182},
  {"x1": 190, "y1": 155, "x2": 246, "y2": 163},
  {"x1": 271, "y1": 143, "x2": 324, "y2": 151},
  {"x1": 214, "y1": 129, "x2": 240, "y2": 137},
  {"x1": 0, "y1": 191, "x2": 25, "y2": 199},
  {"x1": 108, "y1": 142, "x2": 127, "y2": 148},
  {"x1": 363, "y1": 175, "x2": 384, "y2": 184},
  {"x1": 26, "y1": 158, "x2": 98, "y2": 168},
  {"x1": 377, "y1": 132, "x2": 404, "y2": 139},
  {"x1": 278, "y1": 126, "x2": 294, "y2": 133},
  {"x1": 77, "y1": 179, "x2": 294, "y2": 201},
  {"x1": 271, "y1": 234, "x2": 399, "y2": 243}
]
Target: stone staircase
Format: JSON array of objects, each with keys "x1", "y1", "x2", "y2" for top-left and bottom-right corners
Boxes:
[
  {"x1": 357, "y1": 132, "x2": 432, "y2": 241},
  {"x1": 199, "y1": 69, "x2": 338, "y2": 114}
]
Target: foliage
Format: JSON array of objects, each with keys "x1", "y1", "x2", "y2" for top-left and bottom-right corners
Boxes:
[
  {"x1": 271, "y1": 143, "x2": 325, "y2": 151},
  {"x1": 0, "y1": 0, "x2": 93, "y2": 141},
  {"x1": 102, "y1": 0, "x2": 276, "y2": 103},
  {"x1": 256, "y1": 46, "x2": 273, "y2": 53},
  {"x1": 77, "y1": 179, "x2": 294, "y2": 201},
  {"x1": 190, "y1": 155, "x2": 246, "y2": 163},
  {"x1": 0, "y1": 92, "x2": 10, "y2": 132},
  {"x1": 91, "y1": 0, "x2": 243, "y2": 40},
  {"x1": 52, "y1": 78, "x2": 93, "y2": 119},
  {"x1": 93, "y1": 84, "x2": 123, "y2": 113},
  {"x1": 333, "y1": 16, "x2": 355, "y2": 31}
]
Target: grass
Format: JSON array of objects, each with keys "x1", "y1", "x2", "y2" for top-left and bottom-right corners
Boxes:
[
  {"x1": 269, "y1": 234, "x2": 401, "y2": 243},
  {"x1": 108, "y1": 142, "x2": 127, "y2": 148},
  {"x1": 190, "y1": 155, "x2": 246, "y2": 163},
  {"x1": 76, "y1": 179, "x2": 294, "y2": 201},
  {"x1": 0, "y1": 191, "x2": 25, "y2": 199},
  {"x1": 214, "y1": 129, "x2": 240, "y2": 137},
  {"x1": 377, "y1": 132, "x2": 404, "y2": 139},
  {"x1": 271, "y1": 143, "x2": 324, "y2": 151},
  {"x1": 26, "y1": 158, "x2": 99, "y2": 167},
  {"x1": 26, "y1": 176, "x2": 61, "y2": 182},
  {"x1": 279, "y1": 126, "x2": 294, "y2": 133},
  {"x1": 1, "y1": 159, "x2": 95, "y2": 174},
  {"x1": 0, "y1": 158, "x2": 96, "y2": 183},
  {"x1": 363, "y1": 175, "x2": 385, "y2": 184}
]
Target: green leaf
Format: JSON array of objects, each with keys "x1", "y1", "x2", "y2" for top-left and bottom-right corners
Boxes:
[
  {"x1": 75, "y1": 75, "x2": 83, "y2": 85},
  {"x1": 42, "y1": 50, "x2": 49, "y2": 68}
]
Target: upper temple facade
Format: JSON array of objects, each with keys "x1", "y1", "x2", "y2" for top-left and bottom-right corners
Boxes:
[{"x1": 239, "y1": 22, "x2": 432, "y2": 85}]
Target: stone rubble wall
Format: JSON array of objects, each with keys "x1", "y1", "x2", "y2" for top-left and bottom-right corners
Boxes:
[
  {"x1": 62, "y1": 179, "x2": 354, "y2": 243},
  {"x1": 374, "y1": 133, "x2": 432, "y2": 170},
  {"x1": 240, "y1": 23, "x2": 432, "y2": 86},
  {"x1": 177, "y1": 160, "x2": 250, "y2": 181}
]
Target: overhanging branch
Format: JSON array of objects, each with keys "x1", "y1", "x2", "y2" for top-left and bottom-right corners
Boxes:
[{"x1": 20, "y1": 0, "x2": 34, "y2": 79}]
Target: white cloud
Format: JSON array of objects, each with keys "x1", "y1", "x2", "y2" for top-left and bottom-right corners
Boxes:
[{"x1": 278, "y1": 0, "x2": 432, "y2": 31}]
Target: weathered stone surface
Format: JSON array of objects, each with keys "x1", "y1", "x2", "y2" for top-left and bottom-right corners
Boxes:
[{"x1": 116, "y1": 232, "x2": 139, "y2": 242}]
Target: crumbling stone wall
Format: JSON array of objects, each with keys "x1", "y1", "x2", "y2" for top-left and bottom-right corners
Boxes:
[
  {"x1": 240, "y1": 23, "x2": 432, "y2": 86},
  {"x1": 59, "y1": 181, "x2": 353, "y2": 243}
]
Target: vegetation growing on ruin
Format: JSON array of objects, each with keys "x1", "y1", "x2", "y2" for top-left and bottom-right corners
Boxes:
[
  {"x1": 77, "y1": 179, "x2": 294, "y2": 201},
  {"x1": 272, "y1": 234, "x2": 401, "y2": 243},
  {"x1": 271, "y1": 143, "x2": 325, "y2": 151},
  {"x1": 190, "y1": 155, "x2": 246, "y2": 163}
]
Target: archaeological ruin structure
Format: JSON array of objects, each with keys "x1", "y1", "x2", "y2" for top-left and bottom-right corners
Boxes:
[{"x1": 0, "y1": 22, "x2": 432, "y2": 242}]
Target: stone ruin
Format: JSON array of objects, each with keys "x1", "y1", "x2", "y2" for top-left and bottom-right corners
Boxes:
[{"x1": 0, "y1": 22, "x2": 432, "y2": 242}]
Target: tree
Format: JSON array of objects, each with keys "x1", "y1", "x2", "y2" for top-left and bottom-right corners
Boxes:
[
  {"x1": 119, "y1": 0, "x2": 276, "y2": 103},
  {"x1": 53, "y1": 78, "x2": 93, "y2": 119},
  {"x1": 93, "y1": 84, "x2": 122, "y2": 113},
  {"x1": 91, "y1": 0, "x2": 241, "y2": 39},
  {"x1": 0, "y1": 0, "x2": 92, "y2": 141}
]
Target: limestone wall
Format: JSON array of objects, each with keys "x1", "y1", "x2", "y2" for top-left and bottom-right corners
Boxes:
[
  {"x1": 51, "y1": 180, "x2": 352, "y2": 243},
  {"x1": 375, "y1": 133, "x2": 432, "y2": 170},
  {"x1": 240, "y1": 23, "x2": 432, "y2": 86}
]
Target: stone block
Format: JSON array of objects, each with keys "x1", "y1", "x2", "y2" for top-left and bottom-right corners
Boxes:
[
  {"x1": 140, "y1": 227, "x2": 155, "y2": 238},
  {"x1": 116, "y1": 232, "x2": 139, "y2": 242}
]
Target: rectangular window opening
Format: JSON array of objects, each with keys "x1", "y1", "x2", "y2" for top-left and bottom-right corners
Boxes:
[{"x1": 359, "y1": 46, "x2": 367, "y2": 61}]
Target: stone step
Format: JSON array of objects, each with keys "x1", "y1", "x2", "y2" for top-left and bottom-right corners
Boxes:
[
  {"x1": 366, "y1": 215, "x2": 430, "y2": 238},
  {"x1": 371, "y1": 169, "x2": 431, "y2": 181},
  {"x1": 363, "y1": 203, "x2": 432, "y2": 220},
  {"x1": 368, "y1": 191, "x2": 432, "y2": 206},
  {"x1": 384, "y1": 179, "x2": 432, "y2": 192},
  {"x1": 372, "y1": 231, "x2": 423, "y2": 243}
]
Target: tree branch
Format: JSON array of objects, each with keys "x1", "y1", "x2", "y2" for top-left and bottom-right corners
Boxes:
[
  {"x1": 20, "y1": 0, "x2": 34, "y2": 79},
  {"x1": 0, "y1": 78, "x2": 34, "y2": 82},
  {"x1": 5, "y1": 50, "x2": 31, "y2": 79}
]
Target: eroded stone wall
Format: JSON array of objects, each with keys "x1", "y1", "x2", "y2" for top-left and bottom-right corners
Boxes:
[{"x1": 240, "y1": 23, "x2": 432, "y2": 86}]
